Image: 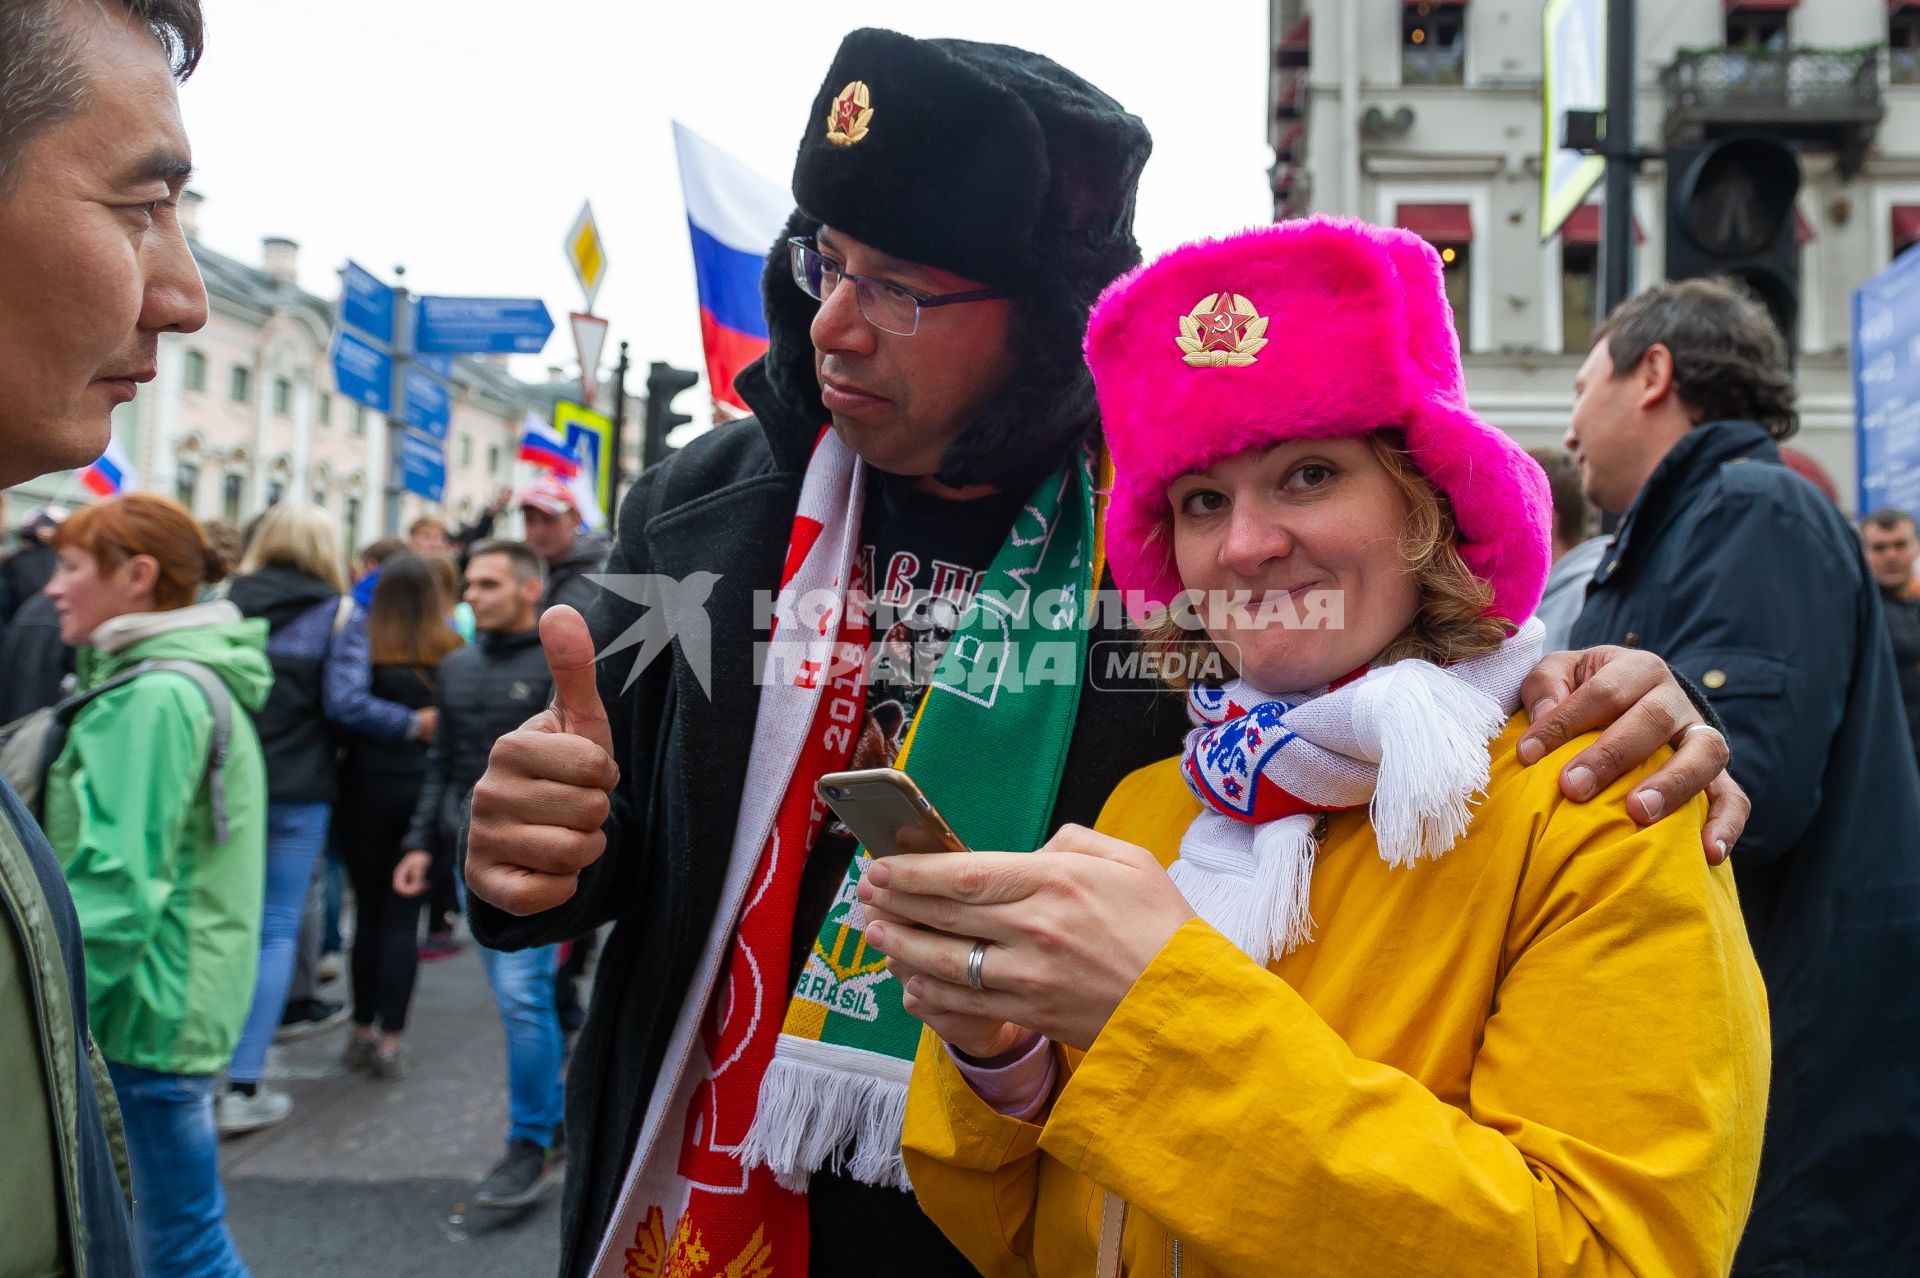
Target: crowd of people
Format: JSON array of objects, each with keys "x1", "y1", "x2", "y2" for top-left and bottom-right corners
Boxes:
[{"x1": 3, "y1": 3, "x2": 1919, "y2": 1278}]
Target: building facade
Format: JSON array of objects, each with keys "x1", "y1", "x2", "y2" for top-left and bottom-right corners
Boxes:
[
  {"x1": 1270, "y1": 0, "x2": 1912, "y2": 504},
  {"x1": 6, "y1": 194, "x2": 550, "y2": 552}
]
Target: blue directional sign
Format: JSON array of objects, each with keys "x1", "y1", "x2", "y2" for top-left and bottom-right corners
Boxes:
[
  {"x1": 330, "y1": 328, "x2": 392, "y2": 415},
  {"x1": 341, "y1": 260, "x2": 395, "y2": 344},
  {"x1": 403, "y1": 367, "x2": 451, "y2": 440},
  {"x1": 414, "y1": 296, "x2": 554, "y2": 354},
  {"x1": 416, "y1": 352, "x2": 454, "y2": 377},
  {"x1": 1853, "y1": 247, "x2": 1920, "y2": 517},
  {"x1": 397, "y1": 428, "x2": 446, "y2": 501}
]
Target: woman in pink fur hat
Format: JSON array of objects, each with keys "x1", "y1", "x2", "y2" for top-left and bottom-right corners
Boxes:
[{"x1": 868, "y1": 218, "x2": 1770, "y2": 1276}]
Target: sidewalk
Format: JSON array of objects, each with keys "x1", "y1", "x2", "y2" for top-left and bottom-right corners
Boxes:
[{"x1": 219, "y1": 937, "x2": 561, "y2": 1278}]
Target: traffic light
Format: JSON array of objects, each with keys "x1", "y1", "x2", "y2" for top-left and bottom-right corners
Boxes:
[
  {"x1": 1664, "y1": 134, "x2": 1802, "y2": 353},
  {"x1": 642, "y1": 362, "x2": 699, "y2": 469}
]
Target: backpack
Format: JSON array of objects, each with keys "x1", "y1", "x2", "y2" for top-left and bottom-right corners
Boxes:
[{"x1": 0, "y1": 659, "x2": 237, "y2": 842}]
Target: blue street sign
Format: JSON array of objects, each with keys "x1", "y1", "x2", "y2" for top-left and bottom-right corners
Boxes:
[
  {"x1": 413, "y1": 296, "x2": 554, "y2": 354},
  {"x1": 1853, "y1": 247, "x2": 1920, "y2": 517},
  {"x1": 416, "y1": 352, "x2": 454, "y2": 377},
  {"x1": 397, "y1": 428, "x2": 446, "y2": 501},
  {"x1": 403, "y1": 367, "x2": 451, "y2": 440},
  {"x1": 330, "y1": 328, "x2": 392, "y2": 415},
  {"x1": 341, "y1": 261, "x2": 395, "y2": 345}
]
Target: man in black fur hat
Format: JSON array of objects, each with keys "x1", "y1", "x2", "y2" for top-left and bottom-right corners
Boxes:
[{"x1": 463, "y1": 29, "x2": 1749, "y2": 1276}]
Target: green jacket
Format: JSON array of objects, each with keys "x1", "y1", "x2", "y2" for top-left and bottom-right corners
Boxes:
[{"x1": 45, "y1": 602, "x2": 272, "y2": 1076}]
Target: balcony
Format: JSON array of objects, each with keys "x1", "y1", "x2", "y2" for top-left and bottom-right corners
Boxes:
[{"x1": 1660, "y1": 45, "x2": 1883, "y2": 174}]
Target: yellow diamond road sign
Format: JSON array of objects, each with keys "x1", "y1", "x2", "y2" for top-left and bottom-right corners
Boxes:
[{"x1": 566, "y1": 200, "x2": 607, "y2": 309}]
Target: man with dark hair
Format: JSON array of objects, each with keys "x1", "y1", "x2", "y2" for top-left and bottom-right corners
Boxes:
[
  {"x1": 462, "y1": 32, "x2": 1749, "y2": 1278},
  {"x1": 1526, "y1": 445, "x2": 1605, "y2": 649},
  {"x1": 0, "y1": 1, "x2": 203, "y2": 1273},
  {"x1": 1863, "y1": 507, "x2": 1920, "y2": 765},
  {"x1": 397, "y1": 539, "x2": 567, "y2": 1212},
  {"x1": 1569, "y1": 278, "x2": 1920, "y2": 1272}
]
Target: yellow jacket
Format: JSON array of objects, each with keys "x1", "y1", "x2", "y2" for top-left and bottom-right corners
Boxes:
[{"x1": 901, "y1": 715, "x2": 1769, "y2": 1277}]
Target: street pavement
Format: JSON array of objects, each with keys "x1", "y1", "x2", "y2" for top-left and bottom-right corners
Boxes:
[{"x1": 220, "y1": 936, "x2": 562, "y2": 1278}]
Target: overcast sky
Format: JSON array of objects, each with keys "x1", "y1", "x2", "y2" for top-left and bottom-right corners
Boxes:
[{"x1": 178, "y1": 0, "x2": 1273, "y2": 406}]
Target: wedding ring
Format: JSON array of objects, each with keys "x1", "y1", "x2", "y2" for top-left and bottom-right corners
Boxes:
[
  {"x1": 1677, "y1": 722, "x2": 1725, "y2": 751},
  {"x1": 966, "y1": 938, "x2": 988, "y2": 991}
]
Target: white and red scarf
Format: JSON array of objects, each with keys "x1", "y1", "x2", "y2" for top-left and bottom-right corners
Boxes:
[
  {"x1": 1175, "y1": 618, "x2": 1544, "y2": 963},
  {"x1": 593, "y1": 430, "x2": 869, "y2": 1277}
]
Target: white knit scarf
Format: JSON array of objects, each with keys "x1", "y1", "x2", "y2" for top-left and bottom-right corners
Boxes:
[{"x1": 1174, "y1": 618, "x2": 1545, "y2": 963}]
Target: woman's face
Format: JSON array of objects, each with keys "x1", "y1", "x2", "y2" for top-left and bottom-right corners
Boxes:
[
  {"x1": 45, "y1": 546, "x2": 157, "y2": 645},
  {"x1": 1168, "y1": 435, "x2": 1421, "y2": 691}
]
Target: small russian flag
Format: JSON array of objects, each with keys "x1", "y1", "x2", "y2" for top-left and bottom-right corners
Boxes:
[
  {"x1": 78, "y1": 434, "x2": 135, "y2": 498},
  {"x1": 673, "y1": 121, "x2": 793, "y2": 414},
  {"x1": 518, "y1": 411, "x2": 581, "y2": 478}
]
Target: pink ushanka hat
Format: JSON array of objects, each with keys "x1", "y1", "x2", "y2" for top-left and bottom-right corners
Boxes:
[{"x1": 1086, "y1": 216, "x2": 1552, "y2": 629}]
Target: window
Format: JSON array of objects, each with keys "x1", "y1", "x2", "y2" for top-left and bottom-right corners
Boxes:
[
  {"x1": 183, "y1": 349, "x2": 207, "y2": 391},
  {"x1": 1556, "y1": 203, "x2": 1626, "y2": 353},
  {"x1": 1895, "y1": 205, "x2": 1920, "y2": 260},
  {"x1": 1895, "y1": 6, "x2": 1920, "y2": 86},
  {"x1": 318, "y1": 392, "x2": 333, "y2": 427},
  {"x1": 266, "y1": 480, "x2": 285, "y2": 506},
  {"x1": 272, "y1": 377, "x2": 292, "y2": 417},
  {"x1": 1396, "y1": 202, "x2": 1474, "y2": 348},
  {"x1": 174, "y1": 462, "x2": 200, "y2": 510},
  {"x1": 229, "y1": 365, "x2": 252, "y2": 404},
  {"x1": 311, "y1": 486, "x2": 328, "y2": 509},
  {"x1": 1562, "y1": 243, "x2": 1599, "y2": 353},
  {"x1": 1726, "y1": 5, "x2": 1788, "y2": 51},
  {"x1": 458, "y1": 434, "x2": 473, "y2": 466},
  {"x1": 344, "y1": 497, "x2": 362, "y2": 557},
  {"x1": 221, "y1": 473, "x2": 245, "y2": 523},
  {"x1": 1439, "y1": 242, "x2": 1472, "y2": 345},
  {"x1": 353, "y1": 405, "x2": 368, "y2": 437},
  {"x1": 487, "y1": 444, "x2": 501, "y2": 476},
  {"x1": 1403, "y1": 1, "x2": 1465, "y2": 86}
]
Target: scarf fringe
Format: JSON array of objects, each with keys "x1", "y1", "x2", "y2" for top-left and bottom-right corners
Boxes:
[
  {"x1": 739, "y1": 1042, "x2": 912, "y2": 1192},
  {"x1": 1169, "y1": 812, "x2": 1318, "y2": 964},
  {"x1": 1355, "y1": 661, "x2": 1507, "y2": 868}
]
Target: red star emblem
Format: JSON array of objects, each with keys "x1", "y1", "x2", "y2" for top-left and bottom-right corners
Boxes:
[
  {"x1": 1194, "y1": 291, "x2": 1252, "y2": 353},
  {"x1": 831, "y1": 95, "x2": 861, "y2": 135}
]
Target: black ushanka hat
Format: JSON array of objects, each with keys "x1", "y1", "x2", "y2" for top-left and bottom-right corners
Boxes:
[
  {"x1": 758, "y1": 29, "x2": 1154, "y2": 490},
  {"x1": 791, "y1": 28, "x2": 1149, "y2": 290}
]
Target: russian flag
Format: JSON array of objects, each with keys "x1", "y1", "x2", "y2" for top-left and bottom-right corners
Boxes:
[
  {"x1": 518, "y1": 411, "x2": 581, "y2": 478},
  {"x1": 673, "y1": 121, "x2": 793, "y2": 413},
  {"x1": 78, "y1": 434, "x2": 135, "y2": 498}
]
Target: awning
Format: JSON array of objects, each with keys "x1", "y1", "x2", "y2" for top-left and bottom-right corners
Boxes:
[
  {"x1": 1796, "y1": 209, "x2": 1815, "y2": 245},
  {"x1": 1397, "y1": 202, "x2": 1473, "y2": 245},
  {"x1": 1274, "y1": 121, "x2": 1304, "y2": 161},
  {"x1": 1894, "y1": 204, "x2": 1920, "y2": 248},
  {"x1": 1561, "y1": 204, "x2": 1646, "y2": 246},
  {"x1": 1277, "y1": 14, "x2": 1310, "y2": 67}
]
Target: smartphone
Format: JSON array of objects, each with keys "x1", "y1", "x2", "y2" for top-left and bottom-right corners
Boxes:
[{"x1": 815, "y1": 768, "x2": 971, "y2": 856}]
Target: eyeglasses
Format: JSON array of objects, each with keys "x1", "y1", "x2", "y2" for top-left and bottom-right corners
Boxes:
[{"x1": 788, "y1": 237, "x2": 1009, "y2": 337}]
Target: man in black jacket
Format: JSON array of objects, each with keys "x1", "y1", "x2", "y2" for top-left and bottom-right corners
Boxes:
[
  {"x1": 519, "y1": 477, "x2": 607, "y2": 616},
  {"x1": 1568, "y1": 279, "x2": 1920, "y2": 1274},
  {"x1": 399, "y1": 539, "x2": 567, "y2": 1214},
  {"x1": 463, "y1": 31, "x2": 1750, "y2": 1278},
  {"x1": 1862, "y1": 508, "x2": 1920, "y2": 765}
]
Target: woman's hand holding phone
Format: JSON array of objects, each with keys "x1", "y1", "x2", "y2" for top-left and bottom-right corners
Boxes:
[
  {"x1": 864, "y1": 826, "x2": 1036, "y2": 1059},
  {"x1": 859, "y1": 824, "x2": 1197, "y2": 1052}
]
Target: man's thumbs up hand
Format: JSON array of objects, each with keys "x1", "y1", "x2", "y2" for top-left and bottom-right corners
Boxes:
[{"x1": 465, "y1": 606, "x2": 619, "y2": 917}]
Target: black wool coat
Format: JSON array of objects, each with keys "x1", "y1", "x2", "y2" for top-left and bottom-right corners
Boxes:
[
  {"x1": 1572, "y1": 419, "x2": 1920, "y2": 1275},
  {"x1": 469, "y1": 359, "x2": 1190, "y2": 1277}
]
